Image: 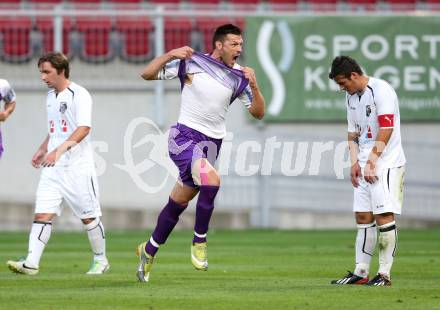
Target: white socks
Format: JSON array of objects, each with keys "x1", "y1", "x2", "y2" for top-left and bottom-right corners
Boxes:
[
  {"x1": 378, "y1": 221, "x2": 397, "y2": 278},
  {"x1": 25, "y1": 221, "x2": 52, "y2": 269},
  {"x1": 84, "y1": 218, "x2": 107, "y2": 263},
  {"x1": 353, "y1": 220, "x2": 397, "y2": 279},
  {"x1": 24, "y1": 218, "x2": 107, "y2": 269},
  {"x1": 354, "y1": 222, "x2": 377, "y2": 278}
]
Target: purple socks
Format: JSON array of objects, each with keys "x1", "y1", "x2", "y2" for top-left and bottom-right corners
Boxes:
[
  {"x1": 145, "y1": 197, "x2": 186, "y2": 257},
  {"x1": 193, "y1": 185, "x2": 219, "y2": 244},
  {"x1": 145, "y1": 185, "x2": 220, "y2": 256}
]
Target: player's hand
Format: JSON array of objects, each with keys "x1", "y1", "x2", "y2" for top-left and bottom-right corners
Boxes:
[
  {"x1": 364, "y1": 160, "x2": 378, "y2": 184},
  {"x1": 350, "y1": 161, "x2": 362, "y2": 188},
  {"x1": 41, "y1": 149, "x2": 59, "y2": 167},
  {"x1": 31, "y1": 149, "x2": 47, "y2": 168},
  {"x1": 0, "y1": 111, "x2": 8, "y2": 121},
  {"x1": 242, "y1": 67, "x2": 258, "y2": 88},
  {"x1": 168, "y1": 46, "x2": 194, "y2": 60}
]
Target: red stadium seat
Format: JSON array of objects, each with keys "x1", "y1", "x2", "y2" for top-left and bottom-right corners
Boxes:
[
  {"x1": 115, "y1": 17, "x2": 154, "y2": 63},
  {"x1": 0, "y1": 17, "x2": 33, "y2": 63},
  {"x1": 36, "y1": 18, "x2": 75, "y2": 57},
  {"x1": 76, "y1": 17, "x2": 115, "y2": 63},
  {"x1": 164, "y1": 19, "x2": 193, "y2": 52}
]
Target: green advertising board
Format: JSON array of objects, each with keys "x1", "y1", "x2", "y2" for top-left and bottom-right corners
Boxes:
[{"x1": 245, "y1": 15, "x2": 440, "y2": 121}]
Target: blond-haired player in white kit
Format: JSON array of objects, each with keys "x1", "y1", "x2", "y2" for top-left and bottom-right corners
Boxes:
[
  {"x1": 329, "y1": 56, "x2": 405, "y2": 286},
  {"x1": 7, "y1": 52, "x2": 109, "y2": 275}
]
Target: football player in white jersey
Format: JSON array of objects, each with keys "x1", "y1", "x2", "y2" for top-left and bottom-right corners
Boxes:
[
  {"x1": 135, "y1": 24, "x2": 265, "y2": 282},
  {"x1": 329, "y1": 56, "x2": 406, "y2": 286},
  {"x1": 7, "y1": 53, "x2": 109, "y2": 275},
  {"x1": 0, "y1": 79, "x2": 17, "y2": 159}
]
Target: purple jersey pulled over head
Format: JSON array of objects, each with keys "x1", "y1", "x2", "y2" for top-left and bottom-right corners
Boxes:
[
  {"x1": 178, "y1": 52, "x2": 249, "y2": 104},
  {"x1": 168, "y1": 123, "x2": 222, "y2": 188}
]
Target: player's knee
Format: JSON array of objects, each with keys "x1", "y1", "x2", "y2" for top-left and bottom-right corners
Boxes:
[
  {"x1": 34, "y1": 213, "x2": 55, "y2": 222},
  {"x1": 355, "y1": 212, "x2": 374, "y2": 224},
  {"x1": 170, "y1": 184, "x2": 197, "y2": 206},
  {"x1": 169, "y1": 193, "x2": 190, "y2": 206},
  {"x1": 81, "y1": 217, "x2": 96, "y2": 225},
  {"x1": 374, "y1": 213, "x2": 395, "y2": 226}
]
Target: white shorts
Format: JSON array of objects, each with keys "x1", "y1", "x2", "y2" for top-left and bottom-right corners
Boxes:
[
  {"x1": 353, "y1": 166, "x2": 405, "y2": 215},
  {"x1": 35, "y1": 165, "x2": 101, "y2": 219}
]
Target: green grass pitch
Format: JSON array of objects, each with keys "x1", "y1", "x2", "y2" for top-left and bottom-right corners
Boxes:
[{"x1": 1, "y1": 229, "x2": 439, "y2": 309}]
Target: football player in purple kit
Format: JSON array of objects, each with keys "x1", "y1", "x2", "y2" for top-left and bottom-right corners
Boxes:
[{"x1": 136, "y1": 24, "x2": 265, "y2": 282}]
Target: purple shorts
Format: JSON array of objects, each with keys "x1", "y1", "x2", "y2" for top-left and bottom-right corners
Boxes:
[
  {"x1": 168, "y1": 123, "x2": 222, "y2": 188},
  {"x1": 0, "y1": 129, "x2": 3, "y2": 159}
]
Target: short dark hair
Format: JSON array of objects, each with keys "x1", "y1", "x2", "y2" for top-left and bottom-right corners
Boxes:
[
  {"x1": 38, "y1": 52, "x2": 70, "y2": 78},
  {"x1": 328, "y1": 56, "x2": 363, "y2": 79},
  {"x1": 212, "y1": 24, "x2": 242, "y2": 50}
]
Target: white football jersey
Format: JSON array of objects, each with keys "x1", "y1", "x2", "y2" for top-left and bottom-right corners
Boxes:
[
  {"x1": 158, "y1": 59, "x2": 253, "y2": 139},
  {"x1": 46, "y1": 82, "x2": 94, "y2": 167},
  {"x1": 0, "y1": 79, "x2": 16, "y2": 105},
  {"x1": 346, "y1": 77, "x2": 406, "y2": 170},
  {"x1": 0, "y1": 79, "x2": 16, "y2": 134}
]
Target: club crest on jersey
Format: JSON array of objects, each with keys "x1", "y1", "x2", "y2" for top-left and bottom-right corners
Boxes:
[
  {"x1": 60, "y1": 102, "x2": 67, "y2": 114},
  {"x1": 366, "y1": 105, "x2": 371, "y2": 117},
  {"x1": 367, "y1": 126, "x2": 372, "y2": 138}
]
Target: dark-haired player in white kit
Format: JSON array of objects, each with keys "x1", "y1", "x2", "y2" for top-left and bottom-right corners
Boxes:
[
  {"x1": 329, "y1": 56, "x2": 405, "y2": 286},
  {"x1": 7, "y1": 52, "x2": 109, "y2": 275}
]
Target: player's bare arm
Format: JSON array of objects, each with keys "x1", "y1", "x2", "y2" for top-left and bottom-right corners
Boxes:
[
  {"x1": 242, "y1": 67, "x2": 265, "y2": 120},
  {"x1": 364, "y1": 128, "x2": 393, "y2": 184},
  {"x1": 32, "y1": 135, "x2": 49, "y2": 168},
  {"x1": 41, "y1": 126, "x2": 91, "y2": 167},
  {"x1": 348, "y1": 132, "x2": 361, "y2": 187},
  {"x1": 141, "y1": 46, "x2": 194, "y2": 80},
  {"x1": 0, "y1": 100, "x2": 16, "y2": 122}
]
